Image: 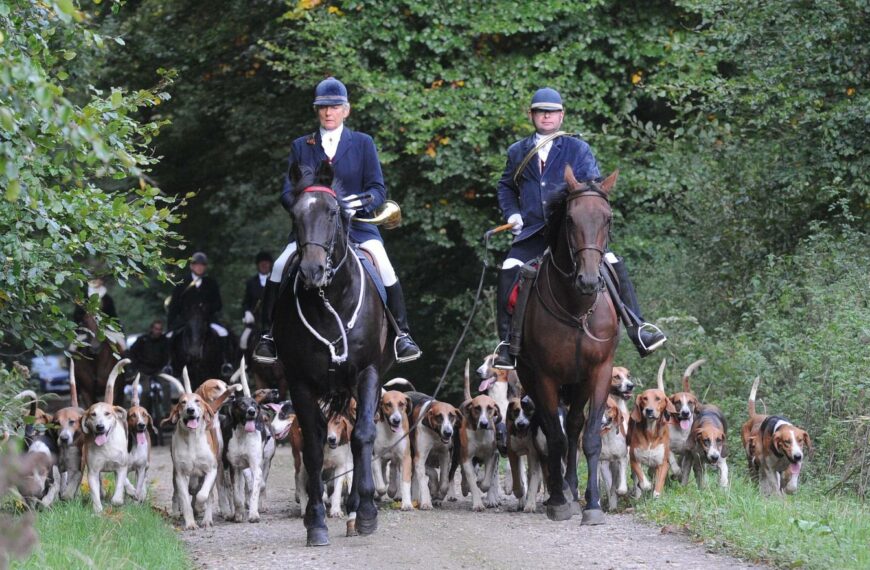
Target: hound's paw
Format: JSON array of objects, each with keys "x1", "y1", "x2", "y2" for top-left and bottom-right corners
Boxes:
[
  {"x1": 111, "y1": 497, "x2": 124, "y2": 507},
  {"x1": 472, "y1": 503, "x2": 485, "y2": 512},
  {"x1": 640, "y1": 480, "x2": 652, "y2": 491},
  {"x1": 523, "y1": 503, "x2": 538, "y2": 514},
  {"x1": 652, "y1": 491, "x2": 661, "y2": 499},
  {"x1": 484, "y1": 497, "x2": 500, "y2": 508},
  {"x1": 183, "y1": 522, "x2": 199, "y2": 531},
  {"x1": 400, "y1": 502, "x2": 413, "y2": 511},
  {"x1": 616, "y1": 485, "x2": 628, "y2": 496},
  {"x1": 328, "y1": 510, "x2": 345, "y2": 519},
  {"x1": 233, "y1": 513, "x2": 245, "y2": 523},
  {"x1": 419, "y1": 502, "x2": 433, "y2": 511},
  {"x1": 248, "y1": 514, "x2": 260, "y2": 523},
  {"x1": 201, "y1": 518, "x2": 214, "y2": 528}
]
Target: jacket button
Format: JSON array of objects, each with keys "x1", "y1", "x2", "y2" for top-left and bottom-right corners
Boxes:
[{"x1": 541, "y1": 182, "x2": 546, "y2": 187}]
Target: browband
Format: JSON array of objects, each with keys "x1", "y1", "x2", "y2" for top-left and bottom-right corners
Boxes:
[{"x1": 303, "y1": 185, "x2": 336, "y2": 197}]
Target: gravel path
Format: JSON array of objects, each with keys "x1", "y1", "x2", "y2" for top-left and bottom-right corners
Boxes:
[{"x1": 148, "y1": 445, "x2": 760, "y2": 569}]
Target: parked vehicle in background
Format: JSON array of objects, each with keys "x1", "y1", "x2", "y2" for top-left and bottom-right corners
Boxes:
[{"x1": 29, "y1": 353, "x2": 70, "y2": 394}]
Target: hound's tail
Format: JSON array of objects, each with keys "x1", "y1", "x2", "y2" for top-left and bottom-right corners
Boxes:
[
  {"x1": 131, "y1": 373, "x2": 141, "y2": 407},
  {"x1": 656, "y1": 358, "x2": 666, "y2": 392},
  {"x1": 463, "y1": 359, "x2": 472, "y2": 402},
  {"x1": 14, "y1": 390, "x2": 39, "y2": 418},
  {"x1": 681, "y1": 359, "x2": 706, "y2": 393},
  {"x1": 239, "y1": 356, "x2": 252, "y2": 397},
  {"x1": 383, "y1": 377, "x2": 416, "y2": 392},
  {"x1": 104, "y1": 358, "x2": 131, "y2": 405},
  {"x1": 182, "y1": 366, "x2": 192, "y2": 394},
  {"x1": 748, "y1": 376, "x2": 761, "y2": 418},
  {"x1": 69, "y1": 359, "x2": 79, "y2": 409},
  {"x1": 159, "y1": 373, "x2": 186, "y2": 396}
]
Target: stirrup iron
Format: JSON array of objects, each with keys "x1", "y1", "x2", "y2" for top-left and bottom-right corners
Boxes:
[
  {"x1": 393, "y1": 333, "x2": 422, "y2": 363},
  {"x1": 636, "y1": 322, "x2": 666, "y2": 352}
]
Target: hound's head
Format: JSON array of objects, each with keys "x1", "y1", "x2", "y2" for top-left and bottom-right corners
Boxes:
[
  {"x1": 195, "y1": 379, "x2": 229, "y2": 406},
  {"x1": 127, "y1": 405, "x2": 154, "y2": 441},
  {"x1": 631, "y1": 388, "x2": 675, "y2": 423},
  {"x1": 601, "y1": 397, "x2": 625, "y2": 436},
  {"x1": 506, "y1": 395, "x2": 535, "y2": 438},
  {"x1": 424, "y1": 401, "x2": 459, "y2": 444},
  {"x1": 269, "y1": 401, "x2": 296, "y2": 441},
  {"x1": 82, "y1": 402, "x2": 127, "y2": 446},
  {"x1": 326, "y1": 413, "x2": 353, "y2": 449},
  {"x1": 610, "y1": 366, "x2": 635, "y2": 401},
  {"x1": 693, "y1": 420, "x2": 727, "y2": 464},
  {"x1": 462, "y1": 394, "x2": 501, "y2": 431},
  {"x1": 378, "y1": 390, "x2": 411, "y2": 433},
  {"x1": 229, "y1": 392, "x2": 261, "y2": 433},
  {"x1": 669, "y1": 391, "x2": 700, "y2": 430},
  {"x1": 772, "y1": 423, "x2": 811, "y2": 473},
  {"x1": 166, "y1": 393, "x2": 211, "y2": 431},
  {"x1": 54, "y1": 406, "x2": 85, "y2": 447},
  {"x1": 253, "y1": 388, "x2": 281, "y2": 405}
]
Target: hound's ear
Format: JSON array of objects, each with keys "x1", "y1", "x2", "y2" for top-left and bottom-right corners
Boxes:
[
  {"x1": 801, "y1": 431, "x2": 813, "y2": 455},
  {"x1": 617, "y1": 410, "x2": 628, "y2": 437},
  {"x1": 690, "y1": 396, "x2": 701, "y2": 413},
  {"x1": 81, "y1": 415, "x2": 90, "y2": 434},
  {"x1": 599, "y1": 169, "x2": 619, "y2": 195},
  {"x1": 460, "y1": 400, "x2": 472, "y2": 417},
  {"x1": 493, "y1": 405, "x2": 503, "y2": 426},
  {"x1": 114, "y1": 406, "x2": 128, "y2": 423},
  {"x1": 665, "y1": 398, "x2": 677, "y2": 417},
  {"x1": 164, "y1": 403, "x2": 180, "y2": 427},
  {"x1": 405, "y1": 396, "x2": 413, "y2": 418},
  {"x1": 630, "y1": 396, "x2": 643, "y2": 423}
]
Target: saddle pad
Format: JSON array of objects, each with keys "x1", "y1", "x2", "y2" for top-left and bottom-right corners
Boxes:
[{"x1": 356, "y1": 251, "x2": 387, "y2": 305}]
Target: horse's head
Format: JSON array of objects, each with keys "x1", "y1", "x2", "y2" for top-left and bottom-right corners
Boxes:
[
  {"x1": 181, "y1": 303, "x2": 208, "y2": 361},
  {"x1": 287, "y1": 161, "x2": 350, "y2": 289},
  {"x1": 549, "y1": 167, "x2": 617, "y2": 294}
]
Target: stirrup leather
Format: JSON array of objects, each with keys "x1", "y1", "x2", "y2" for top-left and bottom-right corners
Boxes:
[{"x1": 393, "y1": 333, "x2": 422, "y2": 363}]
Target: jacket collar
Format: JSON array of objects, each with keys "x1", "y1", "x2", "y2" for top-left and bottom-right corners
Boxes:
[{"x1": 314, "y1": 127, "x2": 353, "y2": 164}]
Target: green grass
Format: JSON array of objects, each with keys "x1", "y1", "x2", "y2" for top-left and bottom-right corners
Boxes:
[
  {"x1": 11, "y1": 501, "x2": 190, "y2": 570},
  {"x1": 634, "y1": 475, "x2": 870, "y2": 569}
]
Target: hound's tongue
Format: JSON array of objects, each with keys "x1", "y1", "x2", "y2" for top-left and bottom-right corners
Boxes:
[
  {"x1": 789, "y1": 462, "x2": 802, "y2": 475},
  {"x1": 94, "y1": 434, "x2": 108, "y2": 447},
  {"x1": 478, "y1": 378, "x2": 495, "y2": 392},
  {"x1": 680, "y1": 419, "x2": 692, "y2": 430},
  {"x1": 245, "y1": 420, "x2": 256, "y2": 433},
  {"x1": 186, "y1": 418, "x2": 199, "y2": 429},
  {"x1": 136, "y1": 432, "x2": 148, "y2": 446}
]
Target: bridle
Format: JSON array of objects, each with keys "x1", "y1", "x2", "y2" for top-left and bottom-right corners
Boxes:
[
  {"x1": 549, "y1": 187, "x2": 612, "y2": 284},
  {"x1": 297, "y1": 185, "x2": 349, "y2": 281}
]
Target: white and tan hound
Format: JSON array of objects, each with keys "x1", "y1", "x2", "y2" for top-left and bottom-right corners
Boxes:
[
  {"x1": 125, "y1": 373, "x2": 155, "y2": 502},
  {"x1": 598, "y1": 396, "x2": 629, "y2": 510},
  {"x1": 627, "y1": 382, "x2": 676, "y2": 499}
]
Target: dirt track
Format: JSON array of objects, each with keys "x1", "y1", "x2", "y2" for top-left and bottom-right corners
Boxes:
[{"x1": 148, "y1": 445, "x2": 759, "y2": 569}]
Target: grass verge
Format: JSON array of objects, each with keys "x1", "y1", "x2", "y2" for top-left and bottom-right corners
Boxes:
[
  {"x1": 11, "y1": 500, "x2": 190, "y2": 570},
  {"x1": 634, "y1": 475, "x2": 869, "y2": 569}
]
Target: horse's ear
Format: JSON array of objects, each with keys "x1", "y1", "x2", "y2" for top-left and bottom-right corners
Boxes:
[
  {"x1": 599, "y1": 169, "x2": 619, "y2": 195},
  {"x1": 314, "y1": 159, "x2": 334, "y2": 186},
  {"x1": 288, "y1": 162, "x2": 303, "y2": 188},
  {"x1": 564, "y1": 165, "x2": 579, "y2": 189}
]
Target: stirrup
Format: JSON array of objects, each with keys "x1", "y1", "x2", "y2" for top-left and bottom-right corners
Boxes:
[
  {"x1": 394, "y1": 334, "x2": 422, "y2": 363},
  {"x1": 492, "y1": 341, "x2": 515, "y2": 370},
  {"x1": 252, "y1": 334, "x2": 278, "y2": 365},
  {"x1": 634, "y1": 322, "x2": 667, "y2": 354}
]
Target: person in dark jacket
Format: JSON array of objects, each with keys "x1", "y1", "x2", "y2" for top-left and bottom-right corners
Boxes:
[
  {"x1": 72, "y1": 275, "x2": 126, "y2": 351},
  {"x1": 492, "y1": 88, "x2": 666, "y2": 369},
  {"x1": 240, "y1": 251, "x2": 272, "y2": 351},
  {"x1": 254, "y1": 77, "x2": 421, "y2": 365},
  {"x1": 167, "y1": 252, "x2": 234, "y2": 377},
  {"x1": 128, "y1": 319, "x2": 170, "y2": 376}
]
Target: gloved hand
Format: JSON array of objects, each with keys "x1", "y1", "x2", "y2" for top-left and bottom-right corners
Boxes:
[
  {"x1": 243, "y1": 310, "x2": 255, "y2": 325},
  {"x1": 508, "y1": 213, "x2": 524, "y2": 236},
  {"x1": 342, "y1": 193, "x2": 374, "y2": 213}
]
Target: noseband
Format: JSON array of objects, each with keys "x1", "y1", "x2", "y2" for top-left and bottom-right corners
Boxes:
[
  {"x1": 550, "y1": 188, "x2": 611, "y2": 281},
  {"x1": 297, "y1": 185, "x2": 348, "y2": 280}
]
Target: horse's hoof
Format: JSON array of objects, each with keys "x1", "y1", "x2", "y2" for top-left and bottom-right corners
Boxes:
[
  {"x1": 306, "y1": 527, "x2": 330, "y2": 547},
  {"x1": 346, "y1": 519, "x2": 358, "y2": 537},
  {"x1": 571, "y1": 501, "x2": 582, "y2": 516},
  {"x1": 545, "y1": 502, "x2": 573, "y2": 521},
  {"x1": 581, "y1": 508, "x2": 606, "y2": 526},
  {"x1": 356, "y1": 514, "x2": 378, "y2": 536}
]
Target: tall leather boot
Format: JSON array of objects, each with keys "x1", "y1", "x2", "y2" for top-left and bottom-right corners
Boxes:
[
  {"x1": 493, "y1": 266, "x2": 520, "y2": 370},
  {"x1": 218, "y1": 335, "x2": 234, "y2": 379},
  {"x1": 253, "y1": 280, "x2": 280, "y2": 364},
  {"x1": 611, "y1": 258, "x2": 666, "y2": 357},
  {"x1": 385, "y1": 281, "x2": 422, "y2": 362}
]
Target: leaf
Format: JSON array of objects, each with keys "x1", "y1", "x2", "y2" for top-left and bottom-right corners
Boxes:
[{"x1": 5, "y1": 179, "x2": 20, "y2": 202}]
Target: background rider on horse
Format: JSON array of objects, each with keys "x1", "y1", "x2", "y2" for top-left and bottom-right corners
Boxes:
[
  {"x1": 254, "y1": 77, "x2": 422, "y2": 365},
  {"x1": 493, "y1": 87, "x2": 667, "y2": 369}
]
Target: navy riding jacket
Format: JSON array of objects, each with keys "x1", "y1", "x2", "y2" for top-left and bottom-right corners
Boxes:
[
  {"x1": 497, "y1": 134, "x2": 600, "y2": 244},
  {"x1": 280, "y1": 128, "x2": 387, "y2": 244}
]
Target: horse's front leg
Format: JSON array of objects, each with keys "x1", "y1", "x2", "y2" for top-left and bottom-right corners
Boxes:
[
  {"x1": 564, "y1": 384, "x2": 588, "y2": 509},
  {"x1": 292, "y1": 385, "x2": 328, "y2": 546},
  {"x1": 532, "y1": 378, "x2": 571, "y2": 521},
  {"x1": 580, "y1": 362, "x2": 612, "y2": 525},
  {"x1": 349, "y1": 365, "x2": 380, "y2": 536}
]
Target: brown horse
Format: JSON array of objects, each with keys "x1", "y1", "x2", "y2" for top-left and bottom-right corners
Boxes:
[
  {"x1": 516, "y1": 167, "x2": 620, "y2": 524},
  {"x1": 72, "y1": 313, "x2": 124, "y2": 408}
]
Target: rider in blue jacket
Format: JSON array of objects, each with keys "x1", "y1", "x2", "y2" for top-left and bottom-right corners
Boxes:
[
  {"x1": 492, "y1": 88, "x2": 666, "y2": 369},
  {"x1": 254, "y1": 77, "x2": 422, "y2": 365}
]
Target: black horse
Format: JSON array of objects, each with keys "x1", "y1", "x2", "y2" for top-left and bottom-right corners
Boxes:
[
  {"x1": 273, "y1": 161, "x2": 394, "y2": 546},
  {"x1": 169, "y1": 303, "x2": 232, "y2": 392}
]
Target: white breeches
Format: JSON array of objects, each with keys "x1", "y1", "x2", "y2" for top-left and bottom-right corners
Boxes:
[
  {"x1": 270, "y1": 239, "x2": 397, "y2": 287},
  {"x1": 502, "y1": 251, "x2": 619, "y2": 270}
]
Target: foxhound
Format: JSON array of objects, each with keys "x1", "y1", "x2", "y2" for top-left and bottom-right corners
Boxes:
[
  {"x1": 598, "y1": 396, "x2": 629, "y2": 511},
  {"x1": 408, "y1": 393, "x2": 458, "y2": 510},
  {"x1": 373, "y1": 390, "x2": 413, "y2": 510},
  {"x1": 627, "y1": 385, "x2": 676, "y2": 499},
  {"x1": 661, "y1": 358, "x2": 705, "y2": 479},
  {"x1": 125, "y1": 374, "x2": 155, "y2": 502},
  {"x1": 685, "y1": 404, "x2": 729, "y2": 488}
]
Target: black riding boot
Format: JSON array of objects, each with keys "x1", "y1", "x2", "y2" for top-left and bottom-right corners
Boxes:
[
  {"x1": 253, "y1": 279, "x2": 280, "y2": 364},
  {"x1": 385, "y1": 282, "x2": 422, "y2": 363},
  {"x1": 493, "y1": 266, "x2": 520, "y2": 370},
  {"x1": 611, "y1": 258, "x2": 667, "y2": 357},
  {"x1": 218, "y1": 335, "x2": 234, "y2": 378}
]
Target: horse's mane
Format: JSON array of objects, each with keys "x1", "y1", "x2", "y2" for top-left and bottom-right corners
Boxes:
[{"x1": 543, "y1": 176, "x2": 606, "y2": 252}]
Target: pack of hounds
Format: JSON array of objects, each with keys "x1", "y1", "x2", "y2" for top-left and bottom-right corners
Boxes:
[{"x1": 12, "y1": 354, "x2": 811, "y2": 529}]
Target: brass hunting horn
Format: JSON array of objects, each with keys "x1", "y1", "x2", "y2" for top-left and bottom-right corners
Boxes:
[{"x1": 355, "y1": 200, "x2": 402, "y2": 230}]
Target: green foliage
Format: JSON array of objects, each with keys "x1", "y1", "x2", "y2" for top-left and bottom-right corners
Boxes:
[
  {"x1": 0, "y1": 0, "x2": 182, "y2": 353},
  {"x1": 636, "y1": 475, "x2": 870, "y2": 569}
]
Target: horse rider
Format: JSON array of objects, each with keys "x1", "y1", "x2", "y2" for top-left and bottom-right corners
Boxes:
[
  {"x1": 239, "y1": 250, "x2": 273, "y2": 351},
  {"x1": 253, "y1": 76, "x2": 422, "y2": 365},
  {"x1": 166, "y1": 251, "x2": 234, "y2": 377},
  {"x1": 128, "y1": 319, "x2": 170, "y2": 377},
  {"x1": 71, "y1": 274, "x2": 126, "y2": 352},
  {"x1": 492, "y1": 87, "x2": 667, "y2": 369}
]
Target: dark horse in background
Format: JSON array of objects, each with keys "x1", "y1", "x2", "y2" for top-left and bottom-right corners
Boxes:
[
  {"x1": 516, "y1": 167, "x2": 620, "y2": 524},
  {"x1": 71, "y1": 313, "x2": 124, "y2": 408},
  {"x1": 273, "y1": 161, "x2": 394, "y2": 546},
  {"x1": 170, "y1": 302, "x2": 234, "y2": 392}
]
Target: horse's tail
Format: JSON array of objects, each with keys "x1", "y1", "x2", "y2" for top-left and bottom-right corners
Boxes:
[
  {"x1": 69, "y1": 358, "x2": 79, "y2": 409},
  {"x1": 463, "y1": 359, "x2": 472, "y2": 402},
  {"x1": 131, "y1": 373, "x2": 141, "y2": 407},
  {"x1": 748, "y1": 376, "x2": 761, "y2": 418},
  {"x1": 681, "y1": 359, "x2": 706, "y2": 393},
  {"x1": 14, "y1": 390, "x2": 39, "y2": 418},
  {"x1": 656, "y1": 358, "x2": 667, "y2": 392},
  {"x1": 104, "y1": 358, "x2": 131, "y2": 405}
]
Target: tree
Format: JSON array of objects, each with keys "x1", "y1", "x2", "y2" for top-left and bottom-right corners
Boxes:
[{"x1": 0, "y1": 0, "x2": 181, "y2": 354}]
